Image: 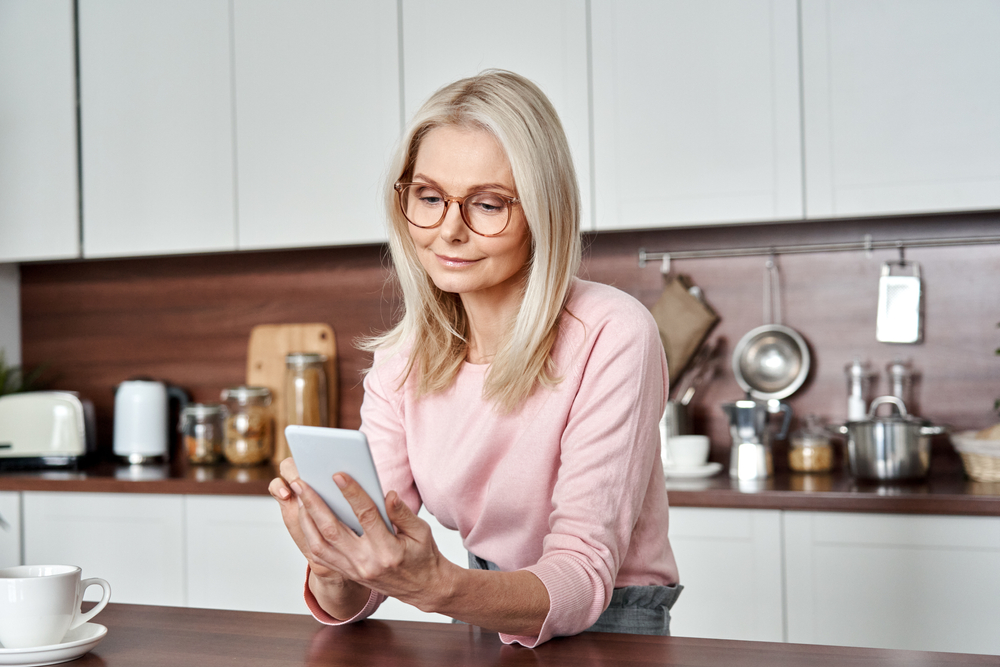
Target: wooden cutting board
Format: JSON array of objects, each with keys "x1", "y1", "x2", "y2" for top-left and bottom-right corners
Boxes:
[{"x1": 246, "y1": 323, "x2": 338, "y2": 465}]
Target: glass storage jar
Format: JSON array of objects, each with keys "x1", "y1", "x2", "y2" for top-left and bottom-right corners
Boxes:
[
  {"x1": 285, "y1": 353, "x2": 329, "y2": 428},
  {"x1": 788, "y1": 414, "x2": 834, "y2": 473},
  {"x1": 179, "y1": 403, "x2": 225, "y2": 464},
  {"x1": 221, "y1": 386, "x2": 273, "y2": 466}
]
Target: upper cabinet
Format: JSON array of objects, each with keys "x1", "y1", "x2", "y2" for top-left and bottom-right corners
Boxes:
[
  {"x1": 402, "y1": 0, "x2": 591, "y2": 229},
  {"x1": 801, "y1": 0, "x2": 1000, "y2": 218},
  {"x1": 0, "y1": 0, "x2": 80, "y2": 262},
  {"x1": 233, "y1": 0, "x2": 399, "y2": 249},
  {"x1": 591, "y1": 0, "x2": 803, "y2": 231},
  {"x1": 78, "y1": 0, "x2": 236, "y2": 258}
]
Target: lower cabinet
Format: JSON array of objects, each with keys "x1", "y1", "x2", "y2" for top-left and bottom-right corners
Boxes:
[
  {"x1": 0, "y1": 491, "x2": 21, "y2": 568},
  {"x1": 22, "y1": 492, "x2": 185, "y2": 606},
  {"x1": 14, "y1": 491, "x2": 1000, "y2": 655},
  {"x1": 784, "y1": 511, "x2": 1000, "y2": 655},
  {"x1": 667, "y1": 507, "x2": 784, "y2": 642},
  {"x1": 20, "y1": 491, "x2": 467, "y2": 622}
]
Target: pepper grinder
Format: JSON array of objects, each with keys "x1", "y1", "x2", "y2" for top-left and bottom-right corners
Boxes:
[
  {"x1": 886, "y1": 359, "x2": 914, "y2": 414},
  {"x1": 845, "y1": 359, "x2": 874, "y2": 422}
]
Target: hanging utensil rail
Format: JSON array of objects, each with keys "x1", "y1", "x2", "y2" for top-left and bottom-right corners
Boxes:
[{"x1": 638, "y1": 234, "x2": 1000, "y2": 268}]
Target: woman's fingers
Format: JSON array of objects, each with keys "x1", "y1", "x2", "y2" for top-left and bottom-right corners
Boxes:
[{"x1": 332, "y1": 473, "x2": 394, "y2": 537}]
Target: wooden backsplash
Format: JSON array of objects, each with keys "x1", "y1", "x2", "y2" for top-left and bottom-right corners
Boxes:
[{"x1": 19, "y1": 212, "x2": 1000, "y2": 463}]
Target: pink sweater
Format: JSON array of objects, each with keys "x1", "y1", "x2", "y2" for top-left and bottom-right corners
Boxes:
[{"x1": 304, "y1": 278, "x2": 679, "y2": 646}]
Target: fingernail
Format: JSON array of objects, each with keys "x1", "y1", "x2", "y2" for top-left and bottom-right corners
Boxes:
[
  {"x1": 290, "y1": 481, "x2": 302, "y2": 495},
  {"x1": 333, "y1": 474, "x2": 347, "y2": 489},
  {"x1": 277, "y1": 487, "x2": 290, "y2": 500}
]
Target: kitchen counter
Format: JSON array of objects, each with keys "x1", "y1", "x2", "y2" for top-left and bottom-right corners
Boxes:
[
  {"x1": 1, "y1": 457, "x2": 999, "y2": 515},
  {"x1": 74, "y1": 603, "x2": 995, "y2": 666}
]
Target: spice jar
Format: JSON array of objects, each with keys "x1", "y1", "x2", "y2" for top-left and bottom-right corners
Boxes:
[
  {"x1": 285, "y1": 353, "x2": 329, "y2": 428},
  {"x1": 788, "y1": 414, "x2": 834, "y2": 473},
  {"x1": 221, "y1": 386, "x2": 273, "y2": 466},
  {"x1": 179, "y1": 403, "x2": 225, "y2": 464}
]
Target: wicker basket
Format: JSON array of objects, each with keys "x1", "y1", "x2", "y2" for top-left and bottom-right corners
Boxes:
[{"x1": 951, "y1": 431, "x2": 1000, "y2": 482}]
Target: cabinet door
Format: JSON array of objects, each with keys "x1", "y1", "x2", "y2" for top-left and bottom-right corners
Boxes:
[
  {"x1": 78, "y1": 0, "x2": 236, "y2": 258},
  {"x1": 185, "y1": 495, "x2": 310, "y2": 614},
  {"x1": 801, "y1": 0, "x2": 1000, "y2": 218},
  {"x1": 22, "y1": 492, "x2": 185, "y2": 606},
  {"x1": 402, "y1": 0, "x2": 591, "y2": 229},
  {"x1": 667, "y1": 507, "x2": 784, "y2": 641},
  {"x1": 0, "y1": 0, "x2": 79, "y2": 262},
  {"x1": 591, "y1": 0, "x2": 803, "y2": 230},
  {"x1": 233, "y1": 0, "x2": 400, "y2": 249},
  {"x1": 784, "y1": 511, "x2": 1000, "y2": 655},
  {"x1": 0, "y1": 492, "x2": 21, "y2": 568}
]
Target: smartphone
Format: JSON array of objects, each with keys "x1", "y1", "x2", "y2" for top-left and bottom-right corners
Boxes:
[{"x1": 285, "y1": 425, "x2": 393, "y2": 536}]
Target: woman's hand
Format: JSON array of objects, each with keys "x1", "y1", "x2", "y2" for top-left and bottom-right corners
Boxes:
[
  {"x1": 292, "y1": 470, "x2": 456, "y2": 614},
  {"x1": 269, "y1": 458, "x2": 370, "y2": 619}
]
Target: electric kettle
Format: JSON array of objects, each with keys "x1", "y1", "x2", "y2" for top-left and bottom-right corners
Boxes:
[{"x1": 113, "y1": 379, "x2": 188, "y2": 464}]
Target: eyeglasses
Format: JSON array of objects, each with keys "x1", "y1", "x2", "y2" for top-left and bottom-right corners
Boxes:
[{"x1": 394, "y1": 182, "x2": 520, "y2": 237}]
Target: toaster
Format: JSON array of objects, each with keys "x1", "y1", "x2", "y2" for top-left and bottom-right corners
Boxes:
[{"x1": 0, "y1": 392, "x2": 97, "y2": 469}]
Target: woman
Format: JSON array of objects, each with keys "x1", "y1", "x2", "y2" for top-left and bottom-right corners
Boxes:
[{"x1": 269, "y1": 70, "x2": 680, "y2": 647}]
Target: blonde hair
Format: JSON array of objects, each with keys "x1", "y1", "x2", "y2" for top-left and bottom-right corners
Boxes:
[{"x1": 365, "y1": 70, "x2": 581, "y2": 412}]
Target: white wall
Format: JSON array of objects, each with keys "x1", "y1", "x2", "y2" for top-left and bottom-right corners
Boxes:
[{"x1": 0, "y1": 264, "x2": 20, "y2": 364}]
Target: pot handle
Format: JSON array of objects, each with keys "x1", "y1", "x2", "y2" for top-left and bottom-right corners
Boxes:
[
  {"x1": 920, "y1": 425, "x2": 947, "y2": 436},
  {"x1": 868, "y1": 395, "x2": 908, "y2": 418},
  {"x1": 827, "y1": 424, "x2": 849, "y2": 436}
]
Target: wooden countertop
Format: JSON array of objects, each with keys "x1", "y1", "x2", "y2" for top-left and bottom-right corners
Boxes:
[
  {"x1": 72, "y1": 603, "x2": 993, "y2": 666},
  {"x1": 2, "y1": 458, "x2": 1000, "y2": 515}
]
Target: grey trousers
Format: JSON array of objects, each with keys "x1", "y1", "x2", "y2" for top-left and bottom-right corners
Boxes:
[{"x1": 466, "y1": 553, "x2": 682, "y2": 636}]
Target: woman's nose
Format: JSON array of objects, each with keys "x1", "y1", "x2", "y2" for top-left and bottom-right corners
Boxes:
[{"x1": 439, "y1": 201, "x2": 469, "y2": 242}]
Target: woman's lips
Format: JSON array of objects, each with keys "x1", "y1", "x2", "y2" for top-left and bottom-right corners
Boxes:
[{"x1": 435, "y1": 254, "x2": 480, "y2": 268}]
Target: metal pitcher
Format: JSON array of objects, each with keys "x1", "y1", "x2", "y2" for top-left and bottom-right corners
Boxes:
[{"x1": 722, "y1": 398, "x2": 792, "y2": 480}]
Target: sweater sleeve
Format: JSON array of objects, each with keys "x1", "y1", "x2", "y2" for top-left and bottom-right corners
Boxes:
[
  {"x1": 504, "y1": 300, "x2": 669, "y2": 646},
  {"x1": 302, "y1": 351, "x2": 422, "y2": 625}
]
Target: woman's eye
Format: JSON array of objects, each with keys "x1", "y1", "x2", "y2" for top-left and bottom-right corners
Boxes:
[
  {"x1": 416, "y1": 189, "x2": 443, "y2": 206},
  {"x1": 471, "y1": 194, "x2": 505, "y2": 214}
]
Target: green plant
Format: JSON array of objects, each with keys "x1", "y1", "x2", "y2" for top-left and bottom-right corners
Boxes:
[{"x1": 0, "y1": 348, "x2": 49, "y2": 396}]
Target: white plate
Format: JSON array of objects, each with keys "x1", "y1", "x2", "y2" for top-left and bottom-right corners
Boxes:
[
  {"x1": 664, "y1": 462, "x2": 723, "y2": 478},
  {"x1": 0, "y1": 623, "x2": 107, "y2": 667}
]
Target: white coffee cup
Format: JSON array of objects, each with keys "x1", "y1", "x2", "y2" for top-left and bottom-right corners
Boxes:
[
  {"x1": 0, "y1": 565, "x2": 111, "y2": 649},
  {"x1": 666, "y1": 435, "x2": 711, "y2": 468}
]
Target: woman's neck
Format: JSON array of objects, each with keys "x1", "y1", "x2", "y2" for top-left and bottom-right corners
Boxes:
[{"x1": 461, "y1": 289, "x2": 522, "y2": 365}]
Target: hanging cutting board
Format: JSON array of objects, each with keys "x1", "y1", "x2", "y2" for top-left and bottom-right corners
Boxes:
[{"x1": 246, "y1": 323, "x2": 338, "y2": 465}]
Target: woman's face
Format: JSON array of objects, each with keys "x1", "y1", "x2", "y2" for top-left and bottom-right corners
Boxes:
[{"x1": 405, "y1": 125, "x2": 531, "y2": 312}]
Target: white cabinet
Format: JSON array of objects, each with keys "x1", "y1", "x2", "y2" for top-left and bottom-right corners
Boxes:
[
  {"x1": 0, "y1": 492, "x2": 21, "y2": 568},
  {"x1": 232, "y1": 0, "x2": 400, "y2": 249},
  {"x1": 22, "y1": 492, "x2": 185, "y2": 606},
  {"x1": 667, "y1": 507, "x2": 784, "y2": 642},
  {"x1": 0, "y1": 0, "x2": 80, "y2": 262},
  {"x1": 801, "y1": 0, "x2": 1000, "y2": 218},
  {"x1": 784, "y1": 511, "x2": 1000, "y2": 655},
  {"x1": 186, "y1": 495, "x2": 309, "y2": 614},
  {"x1": 591, "y1": 0, "x2": 803, "y2": 230},
  {"x1": 402, "y1": 0, "x2": 591, "y2": 229},
  {"x1": 78, "y1": 0, "x2": 236, "y2": 258}
]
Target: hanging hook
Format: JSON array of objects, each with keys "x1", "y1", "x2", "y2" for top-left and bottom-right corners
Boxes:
[
  {"x1": 896, "y1": 241, "x2": 906, "y2": 265},
  {"x1": 660, "y1": 254, "x2": 671, "y2": 275}
]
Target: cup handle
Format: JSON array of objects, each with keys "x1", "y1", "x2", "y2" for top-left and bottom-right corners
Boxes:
[{"x1": 72, "y1": 578, "x2": 112, "y2": 630}]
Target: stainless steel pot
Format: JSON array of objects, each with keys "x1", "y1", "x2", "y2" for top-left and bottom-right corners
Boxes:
[{"x1": 835, "y1": 396, "x2": 945, "y2": 481}]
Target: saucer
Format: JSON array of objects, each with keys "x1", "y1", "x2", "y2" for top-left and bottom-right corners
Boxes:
[
  {"x1": 663, "y1": 462, "x2": 723, "y2": 478},
  {"x1": 0, "y1": 623, "x2": 107, "y2": 666}
]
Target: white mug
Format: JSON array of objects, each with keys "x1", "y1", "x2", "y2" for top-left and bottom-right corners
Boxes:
[
  {"x1": 666, "y1": 434, "x2": 711, "y2": 468},
  {"x1": 0, "y1": 565, "x2": 111, "y2": 649}
]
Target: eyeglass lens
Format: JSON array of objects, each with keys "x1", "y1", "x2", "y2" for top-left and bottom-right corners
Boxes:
[{"x1": 399, "y1": 184, "x2": 510, "y2": 236}]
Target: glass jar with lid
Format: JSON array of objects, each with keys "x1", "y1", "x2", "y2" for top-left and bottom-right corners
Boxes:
[
  {"x1": 179, "y1": 403, "x2": 225, "y2": 465},
  {"x1": 285, "y1": 353, "x2": 329, "y2": 428},
  {"x1": 788, "y1": 414, "x2": 834, "y2": 473},
  {"x1": 221, "y1": 386, "x2": 273, "y2": 466}
]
